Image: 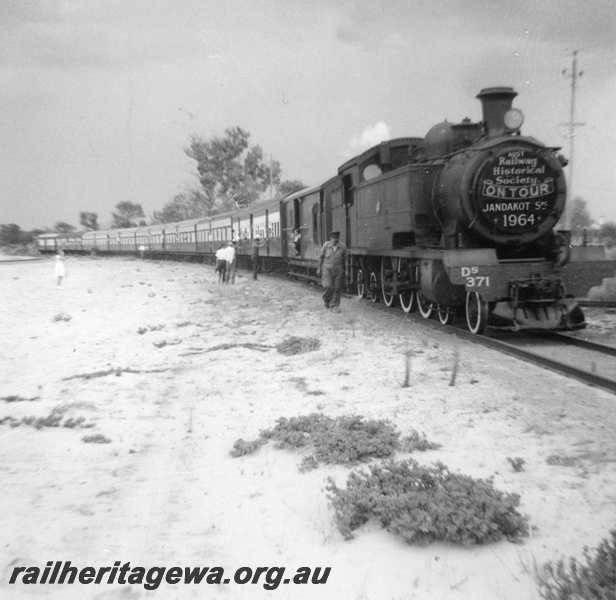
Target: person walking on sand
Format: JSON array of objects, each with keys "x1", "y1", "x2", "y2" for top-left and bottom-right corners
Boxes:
[
  {"x1": 54, "y1": 249, "x2": 66, "y2": 289},
  {"x1": 316, "y1": 231, "x2": 347, "y2": 312},
  {"x1": 215, "y1": 244, "x2": 227, "y2": 284},
  {"x1": 224, "y1": 241, "x2": 236, "y2": 285},
  {"x1": 251, "y1": 235, "x2": 268, "y2": 280}
]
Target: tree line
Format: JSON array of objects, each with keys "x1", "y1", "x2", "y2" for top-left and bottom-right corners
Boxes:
[
  {"x1": 571, "y1": 197, "x2": 616, "y2": 246},
  {"x1": 73, "y1": 127, "x2": 303, "y2": 233}
]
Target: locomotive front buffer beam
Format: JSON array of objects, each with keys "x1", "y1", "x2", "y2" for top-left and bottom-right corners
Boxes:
[{"x1": 441, "y1": 249, "x2": 588, "y2": 331}]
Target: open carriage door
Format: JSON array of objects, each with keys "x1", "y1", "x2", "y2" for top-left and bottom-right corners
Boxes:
[{"x1": 342, "y1": 174, "x2": 354, "y2": 246}]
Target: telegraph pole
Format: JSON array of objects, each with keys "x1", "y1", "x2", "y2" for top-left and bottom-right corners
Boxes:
[
  {"x1": 269, "y1": 154, "x2": 273, "y2": 199},
  {"x1": 560, "y1": 50, "x2": 585, "y2": 230}
]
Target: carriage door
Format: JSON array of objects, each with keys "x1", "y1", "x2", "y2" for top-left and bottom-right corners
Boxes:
[
  {"x1": 312, "y1": 203, "x2": 320, "y2": 250},
  {"x1": 342, "y1": 174, "x2": 354, "y2": 247},
  {"x1": 293, "y1": 198, "x2": 300, "y2": 231},
  {"x1": 320, "y1": 192, "x2": 326, "y2": 247},
  {"x1": 265, "y1": 210, "x2": 270, "y2": 255}
]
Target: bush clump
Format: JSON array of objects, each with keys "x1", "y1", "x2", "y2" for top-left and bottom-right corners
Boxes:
[
  {"x1": 0, "y1": 407, "x2": 94, "y2": 430},
  {"x1": 230, "y1": 437, "x2": 268, "y2": 457},
  {"x1": 537, "y1": 529, "x2": 616, "y2": 599},
  {"x1": 82, "y1": 434, "x2": 111, "y2": 444},
  {"x1": 326, "y1": 459, "x2": 528, "y2": 546},
  {"x1": 276, "y1": 336, "x2": 321, "y2": 355},
  {"x1": 230, "y1": 413, "x2": 440, "y2": 471}
]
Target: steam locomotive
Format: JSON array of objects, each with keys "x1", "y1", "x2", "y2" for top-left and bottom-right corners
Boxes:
[{"x1": 38, "y1": 87, "x2": 614, "y2": 334}]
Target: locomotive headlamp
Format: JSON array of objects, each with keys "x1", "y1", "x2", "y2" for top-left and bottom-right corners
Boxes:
[{"x1": 504, "y1": 108, "x2": 524, "y2": 130}]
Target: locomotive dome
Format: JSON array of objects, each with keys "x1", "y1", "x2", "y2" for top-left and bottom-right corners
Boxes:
[{"x1": 424, "y1": 121, "x2": 454, "y2": 159}]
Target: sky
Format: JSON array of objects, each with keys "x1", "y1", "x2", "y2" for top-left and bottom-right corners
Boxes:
[{"x1": 2, "y1": 0, "x2": 616, "y2": 230}]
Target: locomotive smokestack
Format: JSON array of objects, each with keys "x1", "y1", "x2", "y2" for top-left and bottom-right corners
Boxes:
[{"x1": 476, "y1": 87, "x2": 518, "y2": 138}]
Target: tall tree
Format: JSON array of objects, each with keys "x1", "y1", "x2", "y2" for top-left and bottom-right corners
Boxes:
[
  {"x1": 0, "y1": 223, "x2": 22, "y2": 245},
  {"x1": 279, "y1": 180, "x2": 306, "y2": 197},
  {"x1": 185, "y1": 127, "x2": 282, "y2": 213},
  {"x1": 154, "y1": 188, "x2": 211, "y2": 223},
  {"x1": 80, "y1": 211, "x2": 99, "y2": 231},
  {"x1": 54, "y1": 222, "x2": 77, "y2": 233},
  {"x1": 570, "y1": 197, "x2": 592, "y2": 238},
  {"x1": 111, "y1": 201, "x2": 146, "y2": 228},
  {"x1": 599, "y1": 221, "x2": 616, "y2": 247}
]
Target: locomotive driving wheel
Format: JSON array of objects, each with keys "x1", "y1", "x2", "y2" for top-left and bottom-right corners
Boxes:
[
  {"x1": 465, "y1": 291, "x2": 488, "y2": 334},
  {"x1": 437, "y1": 305, "x2": 455, "y2": 325},
  {"x1": 356, "y1": 266, "x2": 367, "y2": 299},
  {"x1": 397, "y1": 259, "x2": 417, "y2": 313},
  {"x1": 369, "y1": 271, "x2": 380, "y2": 303},
  {"x1": 417, "y1": 292, "x2": 434, "y2": 319},
  {"x1": 380, "y1": 257, "x2": 397, "y2": 307}
]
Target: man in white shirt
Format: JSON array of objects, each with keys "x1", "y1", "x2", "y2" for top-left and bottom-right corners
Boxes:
[
  {"x1": 224, "y1": 242, "x2": 236, "y2": 285},
  {"x1": 215, "y1": 244, "x2": 227, "y2": 284}
]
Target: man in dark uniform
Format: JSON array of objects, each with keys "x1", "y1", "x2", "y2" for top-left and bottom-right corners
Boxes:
[
  {"x1": 316, "y1": 231, "x2": 347, "y2": 311},
  {"x1": 251, "y1": 235, "x2": 268, "y2": 280}
]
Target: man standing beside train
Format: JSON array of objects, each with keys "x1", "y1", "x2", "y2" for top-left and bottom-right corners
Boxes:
[
  {"x1": 316, "y1": 231, "x2": 347, "y2": 312},
  {"x1": 251, "y1": 234, "x2": 268, "y2": 280},
  {"x1": 224, "y1": 241, "x2": 236, "y2": 285}
]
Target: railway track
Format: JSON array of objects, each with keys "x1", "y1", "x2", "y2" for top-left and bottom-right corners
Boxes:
[
  {"x1": 282, "y1": 269, "x2": 616, "y2": 393},
  {"x1": 357, "y1": 297, "x2": 616, "y2": 395},
  {"x1": 470, "y1": 330, "x2": 616, "y2": 395}
]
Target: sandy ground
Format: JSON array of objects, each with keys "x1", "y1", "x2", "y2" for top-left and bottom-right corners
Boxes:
[{"x1": 1, "y1": 255, "x2": 615, "y2": 600}]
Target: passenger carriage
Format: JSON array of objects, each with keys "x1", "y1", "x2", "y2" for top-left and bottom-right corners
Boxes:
[
  {"x1": 209, "y1": 214, "x2": 233, "y2": 251},
  {"x1": 107, "y1": 230, "x2": 121, "y2": 254},
  {"x1": 57, "y1": 231, "x2": 84, "y2": 253},
  {"x1": 82, "y1": 231, "x2": 97, "y2": 253},
  {"x1": 118, "y1": 228, "x2": 138, "y2": 254},
  {"x1": 195, "y1": 219, "x2": 214, "y2": 255},
  {"x1": 92, "y1": 230, "x2": 111, "y2": 253},
  {"x1": 37, "y1": 232, "x2": 60, "y2": 254},
  {"x1": 163, "y1": 218, "x2": 209, "y2": 257},
  {"x1": 247, "y1": 198, "x2": 284, "y2": 266},
  {"x1": 148, "y1": 224, "x2": 165, "y2": 253},
  {"x1": 135, "y1": 225, "x2": 151, "y2": 253},
  {"x1": 282, "y1": 178, "x2": 338, "y2": 279}
]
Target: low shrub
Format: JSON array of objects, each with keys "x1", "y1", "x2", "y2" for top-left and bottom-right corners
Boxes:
[
  {"x1": 276, "y1": 336, "x2": 321, "y2": 355},
  {"x1": 537, "y1": 529, "x2": 616, "y2": 599},
  {"x1": 507, "y1": 457, "x2": 526, "y2": 472},
  {"x1": 52, "y1": 313, "x2": 71, "y2": 322},
  {"x1": 326, "y1": 459, "x2": 528, "y2": 546},
  {"x1": 0, "y1": 407, "x2": 94, "y2": 430},
  {"x1": 82, "y1": 434, "x2": 111, "y2": 444},
  {"x1": 230, "y1": 413, "x2": 440, "y2": 470},
  {"x1": 1, "y1": 395, "x2": 38, "y2": 403},
  {"x1": 230, "y1": 437, "x2": 268, "y2": 457},
  {"x1": 547, "y1": 454, "x2": 577, "y2": 467}
]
